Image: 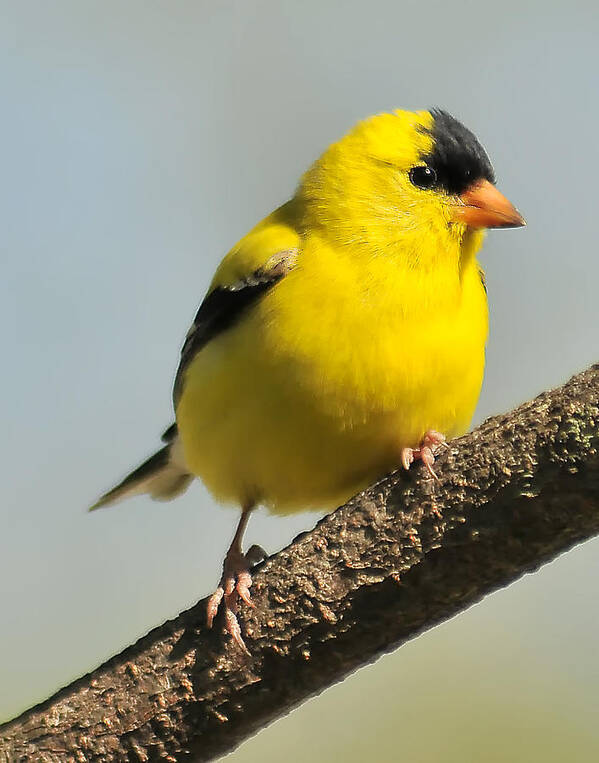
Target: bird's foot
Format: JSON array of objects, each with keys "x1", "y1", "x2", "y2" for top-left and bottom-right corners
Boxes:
[
  {"x1": 401, "y1": 430, "x2": 448, "y2": 481},
  {"x1": 206, "y1": 544, "x2": 266, "y2": 653}
]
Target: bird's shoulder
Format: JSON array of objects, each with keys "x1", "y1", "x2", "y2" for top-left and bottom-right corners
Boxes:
[
  {"x1": 173, "y1": 201, "x2": 301, "y2": 404},
  {"x1": 210, "y1": 199, "x2": 301, "y2": 289}
]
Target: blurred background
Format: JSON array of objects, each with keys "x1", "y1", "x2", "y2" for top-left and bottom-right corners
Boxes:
[{"x1": 2, "y1": 1, "x2": 599, "y2": 760}]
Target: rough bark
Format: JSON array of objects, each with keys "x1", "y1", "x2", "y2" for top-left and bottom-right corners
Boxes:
[{"x1": 2, "y1": 364, "x2": 599, "y2": 763}]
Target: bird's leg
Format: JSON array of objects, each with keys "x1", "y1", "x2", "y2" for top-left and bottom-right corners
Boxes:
[
  {"x1": 401, "y1": 430, "x2": 448, "y2": 481},
  {"x1": 206, "y1": 505, "x2": 265, "y2": 653}
]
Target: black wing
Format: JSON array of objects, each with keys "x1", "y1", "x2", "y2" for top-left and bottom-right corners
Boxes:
[{"x1": 173, "y1": 249, "x2": 298, "y2": 405}]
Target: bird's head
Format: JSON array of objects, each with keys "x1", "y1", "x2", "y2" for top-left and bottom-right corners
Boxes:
[{"x1": 298, "y1": 109, "x2": 524, "y2": 263}]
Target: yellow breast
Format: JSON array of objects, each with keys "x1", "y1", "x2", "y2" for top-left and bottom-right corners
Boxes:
[{"x1": 176, "y1": 228, "x2": 488, "y2": 514}]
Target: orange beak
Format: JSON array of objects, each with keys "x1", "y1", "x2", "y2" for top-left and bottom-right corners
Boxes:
[{"x1": 449, "y1": 179, "x2": 525, "y2": 229}]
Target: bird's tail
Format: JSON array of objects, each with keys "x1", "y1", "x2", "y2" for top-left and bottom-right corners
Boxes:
[{"x1": 89, "y1": 424, "x2": 193, "y2": 511}]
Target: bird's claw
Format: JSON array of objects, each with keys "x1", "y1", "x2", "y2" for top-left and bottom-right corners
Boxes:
[
  {"x1": 206, "y1": 586, "x2": 225, "y2": 628},
  {"x1": 401, "y1": 430, "x2": 447, "y2": 481},
  {"x1": 206, "y1": 545, "x2": 266, "y2": 654}
]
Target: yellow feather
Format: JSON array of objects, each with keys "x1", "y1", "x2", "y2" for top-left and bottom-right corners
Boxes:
[{"x1": 176, "y1": 110, "x2": 489, "y2": 513}]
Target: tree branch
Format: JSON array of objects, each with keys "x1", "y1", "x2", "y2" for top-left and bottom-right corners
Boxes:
[{"x1": 2, "y1": 364, "x2": 599, "y2": 762}]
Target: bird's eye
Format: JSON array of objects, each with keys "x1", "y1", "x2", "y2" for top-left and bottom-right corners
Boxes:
[{"x1": 409, "y1": 165, "x2": 438, "y2": 190}]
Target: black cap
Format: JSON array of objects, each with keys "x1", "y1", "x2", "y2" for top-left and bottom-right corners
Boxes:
[{"x1": 422, "y1": 109, "x2": 495, "y2": 195}]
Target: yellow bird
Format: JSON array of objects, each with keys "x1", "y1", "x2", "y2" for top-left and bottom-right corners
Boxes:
[{"x1": 92, "y1": 108, "x2": 524, "y2": 649}]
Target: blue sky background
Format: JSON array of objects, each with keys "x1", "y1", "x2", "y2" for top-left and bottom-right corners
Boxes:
[{"x1": 2, "y1": 1, "x2": 599, "y2": 760}]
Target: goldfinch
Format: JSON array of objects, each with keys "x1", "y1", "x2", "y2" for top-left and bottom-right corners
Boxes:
[{"x1": 92, "y1": 108, "x2": 524, "y2": 650}]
